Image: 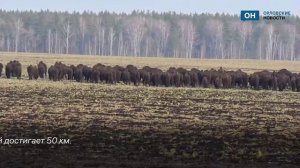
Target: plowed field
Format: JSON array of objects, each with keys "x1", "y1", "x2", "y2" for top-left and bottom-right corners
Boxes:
[{"x1": 0, "y1": 79, "x2": 299, "y2": 167}]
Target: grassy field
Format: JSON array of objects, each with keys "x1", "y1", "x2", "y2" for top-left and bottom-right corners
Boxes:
[
  {"x1": 1, "y1": 52, "x2": 300, "y2": 75},
  {"x1": 0, "y1": 52, "x2": 300, "y2": 167}
]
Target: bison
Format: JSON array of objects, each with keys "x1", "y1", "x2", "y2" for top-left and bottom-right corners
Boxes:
[
  {"x1": 5, "y1": 60, "x2": 22, "y2": 79},
  {"x1": 64, "y1": 66, "x2": 74, "y2": 80},
  {"x1": 183, "y1": 73, "x2": 191, "y2": 87},
  {"x1": 278, "y1": 69, "x2": 292, "y2": 78},
  {"x1": 91, "y1": 69, "x2": 101, "y2": 83},
  {"x1": 140, "y1": 70, "x2": 151, "y2": 86},
  {"x1": 0, "y1": 63, "x2": 3, "y2": 77},
  {"x1": 231, "y1": 69, "x2": 248, "y2": 88},
  {"x1": 214, "y1": 76, "x2": 223, "y2": 89},
  {"x1": 249, "y1": 74, "x2": 260, "y2": 90},
  {"x1": 201, "y1": 76, "x2": 210, "y2": 88},
  {"x1": 73, "y1": 67, "x2": 84, "y2": 82},
  {"x1": 151, "y1": 71, "x2": 162, "y2": 87},
  {"x1": 170, "y1": 72, "x2": 183, "y2": 87},
  {"x1": 189, "y1": 72, "x2": 199, "y2": 87},
  {"x1": 222, "y1": 73, "x2": 232, "y2": 89},
  {"x1": 129, "y1": 69, "x2": 141, "y2": 86},
  {"x1": 27, "y1": 65, "x2": 39, "y2": 80},
  {"x1": 276, "y1": 73, "x2": 290, "y2": 91},
  {"x1": 83, "y1": 66, "x2": 92, "y2": 82},
  {"x1": 48, "y1": 65, "x2": 59, "y2": 81},
  {"x1": 161, "y1": 72, "x2": 171, "y2": 87},
  {"x1": 296, "y1": 77, "x2": 300, "y2": 92},
  {"x1": 38, "y1": 61, "x2": 47, "y2": 78},
  {"x1": 121, "y1": 70, "x2": 131, "y2": 85},
  {"x1": 253, "y1": 70, "x2": 276, "y2": 90}
]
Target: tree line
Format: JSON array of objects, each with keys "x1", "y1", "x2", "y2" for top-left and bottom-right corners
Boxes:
[{"x1": 0, "y1": 10, "x2": 299, "y2": 60}]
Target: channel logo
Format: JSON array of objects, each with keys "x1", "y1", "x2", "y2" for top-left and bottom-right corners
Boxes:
[
  {"x1": 240, "y1": 10, "x2": 260, "y2": 21},
  {"x1": 262, "y1": 11, "x2": 291, "y2": 20}
]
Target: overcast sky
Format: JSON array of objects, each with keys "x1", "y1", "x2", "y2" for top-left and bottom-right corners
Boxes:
[{"x1": 0, "y1": 0, "x2": 299, "y2": 16}]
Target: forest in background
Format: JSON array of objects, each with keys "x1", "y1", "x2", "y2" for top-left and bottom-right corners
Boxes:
[{"x1": 0, "y1": 10, "x2": 300, "y2": 60}]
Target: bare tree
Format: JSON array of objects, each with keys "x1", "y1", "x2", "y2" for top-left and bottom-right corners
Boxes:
[
  {"x1": 153, "y1": 19, "x2": 170, "y2": 57},
  {"x1": 178, "y1": 19, "x2": 195, "y2": 58},
  {"x1": 0, "y1": 34, "x2": 4, "y2": 51},
  {"x1": 266, "y1": 24, "x2": 274, "y2": 60},
  {"x1": 79, "y1": 16, "x2": 86, "y2": 54},
  {"x1": 6, "y1": 36, "x2": 11, "y2": 52},
  {"x1": 272, "y1": 33, "x2": 280, "y2": 60},
  {"x1": 0, "y1": 19, "x2": 4, "y2": 50},
  {"x1": 205, "y1": 19, "x2": 224, "y2": 59},
  {"x1": 287, "y1": 24, "x2": 296, "y2": 61},
  {"x1": 13, "y1": 18, "x2": 23, "y2": 52},
  {"x1": 54, "y1": 30, "x2": 58, "y2": 54},
  {"x1": 23, "y1": 27, "x2": 35, "y2": 52},
  {"x1": 200, "y1": 40, "x2": 206, "y2": 59},
  {"x1": 237, "y1": 22, "x2": 252, "y2": 59},
  {"x1": 94, "y1": 18, "x2": 106, "y2": 56},
  {"x1": 257, "y1": 38, "x2": 262, "y2": 60},
  {"x1": 125, "y1": 16, "x2": 146, "y2": 57},
  {"x1": 48, "y1": 29, "x2": 52, "y2": 54},
  {"x1": 62, "y1": 19, "x2": 73, "y2": 54},
  {"x1": 101, "y1": 28, "x2": 105, "y2": 55},
  {"x1": 94, "y1": 36, "x2": 97, "y2": 55},
  {"x1": 108, "y1": 27, "x2": 115, "y2": 56},
  {"x1": 117, "y1": 30, "x2": 124, "y2": 56}
]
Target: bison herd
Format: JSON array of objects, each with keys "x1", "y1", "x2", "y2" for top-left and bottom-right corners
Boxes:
[{"x1": 0, "y1": 60, "x2": 300, "y2": 92}]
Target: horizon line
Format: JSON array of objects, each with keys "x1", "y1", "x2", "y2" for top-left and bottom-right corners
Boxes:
[
  {"x1": 0, "y1": 8, "x2": 244, "y2": 16},
  {"x1": 1, "y1": 9, "x2": 299, "y2": 18}
]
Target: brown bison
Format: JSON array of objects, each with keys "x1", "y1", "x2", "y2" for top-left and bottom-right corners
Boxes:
[
  {"x1": 149, "y1": 68, "x2": 163, "y2": 87},
  {"x1": 296, "y1": 77, "x2": 300, "y2": 92},
  {"x1": 161, "y1": 72, "x2": 171, "y2": 87},
  {"x1": 121, "y1": 70, "x2": 131, "y2": 85},
  {"x1": 275, "y1": 73, "x2": 290, "y2": 91},
  {"x1": 64, "y1": 66, "x2": 74, "y2": 80},
  {"x1": 170, "y1": 72, "x2": 182, "y2": 87},
  {"x1": 189, "y1": 71, "x2": 199, "y2": 87},
  {"x1": 221, "y1": 73, "x2": 232, "y2": 89},
  {"x1": 73, "y1": 66, "x2": 84, "y2": 82},
  {"x1": 113, "y1": 65, "x2": 124, "y2": 83},
  {"x1": 253, "y1": 70, "x2": 277, "y2": 90},
  {"x1": 104, "y1": 67, "x2": 116, "y2": 84},
  {"x1": 0, "y1": 63, "x2": 3, "y2": 77},
  {"x1": 38, "y1": 61, "x2": 47, "y2": 78},
  {"x1": 231, "y1": 69, "x2": 248, "y2": 88},
  {"x1": 278, "y1": 69, "x2": 292, "y2": 78},
  {"x1": 214, "y1": 76, "x2": 223, "y2": 89},
  {"x1": 27, "y1": 65, "x2": 39, "y2": 80},
  {"x1": 127, "y1": 65, "x2": 138, "y2": 72},
  {"x1": 83, "y1": 66, "x2": 92, "y2": 82},
  {"x1": 201, "y1": 76, "x2": 210, "y2": 88},
  {"x1": 129, "y1": 69, "x2": 141, "y2": 86},
  {"x1": 6, "y1": 60, "x2": 22, "y2": 79},
  {"x1": 249, "y1": 74, "x2": 260, "y2": 90},
  {"x1": 48, "y1": 65, "x2": 59, "y2": 81},
  {"x1": 91, "y1": 69, "x2": 101, "y2": 83},
  {"x1": 140, "y1": 70, "x2": 151, "y2": 86},
  {"x1": 183, "y1": 73, "x2": 191, "y2": 87},
  {"x1": 151, "y1": 72, "x2": 162, "y2": 87},
  {"x1": 291, "y1": 74, "x2": 300, "y2": 92}
]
